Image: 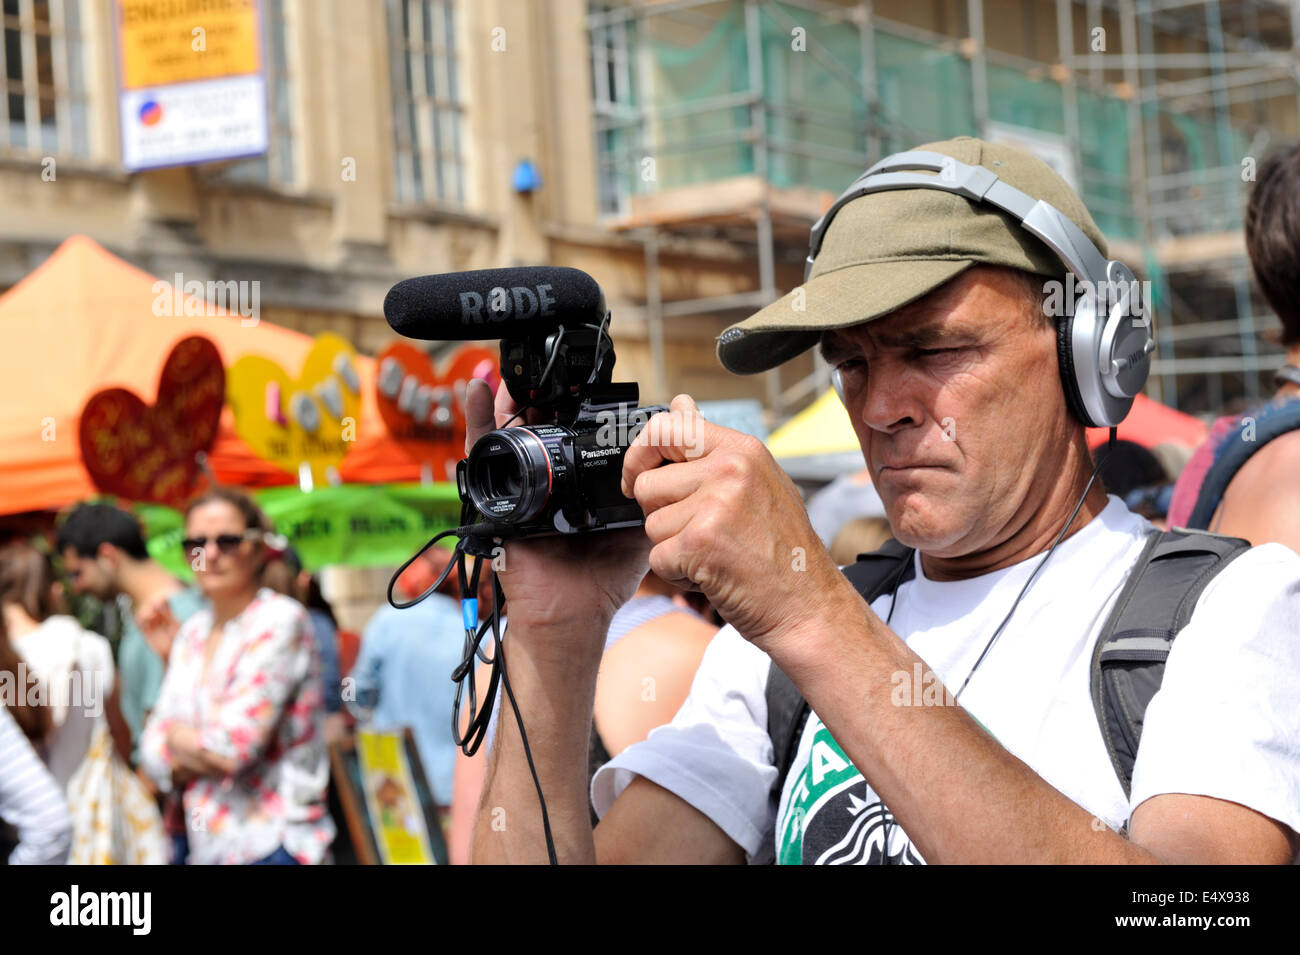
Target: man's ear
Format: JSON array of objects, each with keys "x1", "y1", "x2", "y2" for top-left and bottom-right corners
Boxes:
[{"x1": 96, "y1": 542, "x2": 120, "y2": 566}]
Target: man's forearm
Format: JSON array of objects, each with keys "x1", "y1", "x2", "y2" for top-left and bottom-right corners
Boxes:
[
  {"x1": 471, "y1": 621, "x2": 606, "y2": 864},
  {"x1": 767, "y1": 587, "x2": 1156, "y2": 865}
]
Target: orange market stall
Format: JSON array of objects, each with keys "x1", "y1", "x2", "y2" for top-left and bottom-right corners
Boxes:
[{"x1": 0, "y1": 235, "x2": 491, "y2": 570}]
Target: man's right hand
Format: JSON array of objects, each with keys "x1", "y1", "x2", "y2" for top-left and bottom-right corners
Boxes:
[
  {"x1": 136, "y1": 597, "x2": 181, "y2": 664},
  {"x1": 462, "y1": 377, "x2": 744, "y2": 865},
  {"x1": 462, "y1": 377, "x2": 650, "y2": 654},
  {"x1": 463, "y1": 376, "x2": 650, "y2": 863}
]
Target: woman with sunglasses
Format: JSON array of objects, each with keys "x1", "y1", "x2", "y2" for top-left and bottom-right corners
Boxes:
[{"x1": 139, "y1": 488, "x2": 335, "y2": 864}]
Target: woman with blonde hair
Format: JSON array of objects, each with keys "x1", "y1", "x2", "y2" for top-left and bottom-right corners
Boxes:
[{"x1": 140, "y1": 487, "x2": 334, "y2": 864}]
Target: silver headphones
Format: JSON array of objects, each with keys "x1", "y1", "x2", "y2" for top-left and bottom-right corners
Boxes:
[{"x1": 812, "y1": 150, "x2": 1154, "y2": 429}]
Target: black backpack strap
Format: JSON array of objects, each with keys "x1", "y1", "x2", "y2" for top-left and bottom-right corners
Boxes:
[
  {"x1": 755, "y1": 539, "x2": 915, "y2": 863},
  {"x1": 1187, "y1": 402, "x2": 1300, "y2": 528},
  {"x1": 1090, "y1": 528, "x2": 1250, "y2": 801}
]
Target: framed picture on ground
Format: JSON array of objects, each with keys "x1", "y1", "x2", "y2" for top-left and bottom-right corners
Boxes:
[{"x1": 329, "y1": 726, "x2": 448, "y2": 865}]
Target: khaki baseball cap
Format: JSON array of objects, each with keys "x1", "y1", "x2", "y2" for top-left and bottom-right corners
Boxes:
[{"x1": 716, "y1": 136, "x2": 1108, "y2": 375}]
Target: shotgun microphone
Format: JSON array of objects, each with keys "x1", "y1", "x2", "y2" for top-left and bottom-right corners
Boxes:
[{"x1": 383, "y1": 266, "x2": 607, "y2": 341}]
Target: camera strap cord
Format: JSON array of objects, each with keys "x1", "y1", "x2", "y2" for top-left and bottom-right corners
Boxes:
[
  {"x1": 381, "y1": 315, "x2": 617, "y2": 864},
  {"x1": 387, "y1": 502, "x2": 560, "y2": 865}
]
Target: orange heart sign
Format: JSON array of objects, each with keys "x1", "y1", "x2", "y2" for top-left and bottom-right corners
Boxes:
[
  {"x1": 374, "y1": 342, "x2": 497, "y2": 479},
  {"x1": 226, "y1": 332, "x2": 363, "y2": 485},
  {"x1": 79, "y1": 336, "x2": 225, "y2": 508}
]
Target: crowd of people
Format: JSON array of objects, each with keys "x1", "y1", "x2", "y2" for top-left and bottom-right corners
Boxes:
[
  {"x1": 0, "y1": 483, "x2": 729, "y2": 866},
  {"x1": 3, "y1": 135, "x2": 1300, "y2": 865}
]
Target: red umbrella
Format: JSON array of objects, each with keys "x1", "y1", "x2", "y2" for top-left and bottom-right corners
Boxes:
[{"x1": 1086, "y1": 393, "x2": 1207, "y2": 450}]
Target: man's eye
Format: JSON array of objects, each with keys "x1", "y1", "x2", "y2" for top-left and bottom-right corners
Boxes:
[
  {"x1": 835, "y1": 358, "x2": 865, "y2": 373},
  {"x1": 917, "y1": 347, "x2": 959, "y2": 358}
]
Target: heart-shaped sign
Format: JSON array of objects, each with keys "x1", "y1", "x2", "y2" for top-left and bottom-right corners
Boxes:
[
  {"x1": 375, "y1": 342, "x2": 497, "y2": 479},
  {"x1": 226, "y1": 332, "x2": 363, "y2": 485},
  {"x1": 79, "y1": 336, "x2": 225, "y2": 508}
]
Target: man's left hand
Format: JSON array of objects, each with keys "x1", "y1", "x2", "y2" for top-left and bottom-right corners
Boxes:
[{"x1": 622, "y1": 394, "x2": 857, "y2": 649}]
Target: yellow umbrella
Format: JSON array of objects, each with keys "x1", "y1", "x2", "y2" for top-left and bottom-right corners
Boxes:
[{"x1": 767, "y1": 389, "x2": 864, "y2": 481}]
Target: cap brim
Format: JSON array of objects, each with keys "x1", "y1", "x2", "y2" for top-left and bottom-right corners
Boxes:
[{"x1": 717, "y1": 259, "x2": 977, "y2": 375}]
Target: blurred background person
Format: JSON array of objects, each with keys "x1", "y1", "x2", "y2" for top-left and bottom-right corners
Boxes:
[
  {"x1": 0, "y1": 605, "x2": 69, "y2": 864},
  {"x1": 804, "y1": 466, "x2": 887, "y2": 548},
  {"x1": 828, "y1": 516, "x2": 894, "y2": 566},
  {"x1": 1, "y1": 540, "x2": 129, "y2": 778},
  {"x1": 0, "y1": 706, "x2": 71, "y2": 865},
  {"x1": 446, "y1": 570, "x2": 718, "y2": 864},
  {"x1": 0, "y1": 540, "x2": 166, "y2": 863},
  {"x1": 55, "y1": 503, "x2": 206, "y2": 768},
  {"x1": 350, "y1": 547, "x2": 468, "y2": 831},
  {"x1": 1090, "y1": 439, "x2": 1179, "y2": 526},
  {"x1": 262, "y1": 546, "x2": 345, "y2": 745},
  {"x1": 139, "y1": 488, "x2": 334, "y2": 865},
  {"x1": 1170, "y1": 141, "x2": 1300, "y2": 548}
]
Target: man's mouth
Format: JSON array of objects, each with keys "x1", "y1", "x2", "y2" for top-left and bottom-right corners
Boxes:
[{"x1": 878, "y1": 461, "x2": 942, "y2": 472}]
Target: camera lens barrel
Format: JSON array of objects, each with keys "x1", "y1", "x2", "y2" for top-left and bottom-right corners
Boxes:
[{"x1": 464, "y1": 426, "x2": 571, "y2": 525}]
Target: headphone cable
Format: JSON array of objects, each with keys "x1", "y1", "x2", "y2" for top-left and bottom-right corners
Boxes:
[{"x1": 876, "y1": 426, "x2": 1117, "y2": 864}]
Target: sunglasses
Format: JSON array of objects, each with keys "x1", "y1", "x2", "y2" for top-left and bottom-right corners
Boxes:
[{"x1": 181, "y1": 531, "x2": 262, "y2": 555}]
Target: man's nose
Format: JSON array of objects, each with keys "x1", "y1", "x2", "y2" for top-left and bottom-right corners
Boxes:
[{"x1": 858, "y1": 358, "x2": 922, "y2": 434}]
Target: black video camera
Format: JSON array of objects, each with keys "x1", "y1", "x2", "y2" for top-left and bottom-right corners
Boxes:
[{"x1": 383, "y1": 266, "x2": 667, "y2": 544}]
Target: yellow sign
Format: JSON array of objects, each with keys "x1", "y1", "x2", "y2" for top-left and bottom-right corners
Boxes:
[
  {"x1": 117, "y1": 0, "x2": 261, "y2": 90},
  {"x1": 355, "y1": 729, "x2": 435, "y2": 866},
  {"x1": 226, "y1": 332, "x2": 363, "y2": 485}
]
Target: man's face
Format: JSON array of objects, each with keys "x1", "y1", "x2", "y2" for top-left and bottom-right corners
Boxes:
[
  {"x1": 61, "y1": 545, "x2": 118, "y2": 599},
  {"x1": 819, "y1": 266, "x2": 1074, "y2": 558}
]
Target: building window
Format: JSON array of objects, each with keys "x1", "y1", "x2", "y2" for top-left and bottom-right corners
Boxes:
[
  {"x1": 209, "y1": 0, "x2": 297, "y2": 186},
  {"x1": 589, "y1": 3, "x2": 638, "y2": 217},
  {"x1": 1, "y1": 0, "x2": 87, "y2": 157},
  {"x1": 387, "y1": 0, "x2": 465, "y2": 206}
]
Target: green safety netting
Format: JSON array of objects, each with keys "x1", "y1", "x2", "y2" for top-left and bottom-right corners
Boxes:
[{"x1": 594, "y1": 1, "x2": 1258, "y2": 243}]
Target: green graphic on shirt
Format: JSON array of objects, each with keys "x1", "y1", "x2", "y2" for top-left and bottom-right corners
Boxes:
[{"x1": 776, "y1": 717, "x2": 865, "y2": 865}]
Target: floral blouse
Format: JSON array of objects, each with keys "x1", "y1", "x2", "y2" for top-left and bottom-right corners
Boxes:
[{"x1": 140, "y1": 589, "x2": 335, "y2": 864}]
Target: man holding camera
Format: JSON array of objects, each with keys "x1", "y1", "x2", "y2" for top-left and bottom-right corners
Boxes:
[{"x1": 466, "y1": 137, "x2": 1300, "y2": 864}]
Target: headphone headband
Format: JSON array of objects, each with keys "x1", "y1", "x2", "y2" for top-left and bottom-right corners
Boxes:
[{"x1": 806, "y1": 150, "x2": 1110, "y2": 285}]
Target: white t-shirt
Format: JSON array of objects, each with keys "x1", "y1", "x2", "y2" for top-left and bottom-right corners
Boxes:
[
  {"x1": 590, "y1": 496, "x2": 1300, "y2": 863},
  {"x1": 14, "y1": 616, "x2": 115, "y2": 791}
]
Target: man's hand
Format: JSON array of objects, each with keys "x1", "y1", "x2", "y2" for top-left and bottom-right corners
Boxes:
[
  {"x1": 136, "y1": 597, "x2": 181, "y2": 664},
  {"x1": 623, "y1": 394, "x2": 858, "y2": 649},
  {"x1": 463, "y1": 377, "x2": 651, "y2": 863},
  {"x1": 462, "y1": 378, "x2": 650, "y2": 648}
]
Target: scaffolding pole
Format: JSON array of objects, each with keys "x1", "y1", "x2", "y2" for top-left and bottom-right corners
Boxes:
[{"x1": 967, "y1": 0, "x2": 990, "y2": 138}]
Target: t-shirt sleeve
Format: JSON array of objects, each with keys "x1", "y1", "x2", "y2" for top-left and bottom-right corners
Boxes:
[
  {"x1": 589, "y1": 624, "x2": 778, "y2": 860},
  {"x1": 1130, "y1": 543, "x2": 1300, "y2": 844}
]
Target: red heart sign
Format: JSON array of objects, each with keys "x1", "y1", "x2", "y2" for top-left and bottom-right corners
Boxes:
[
  {"x1": 375, "y1": 342, "x2": 498, "y2": 479},
  {"x1": 79, "y1": 336, "x2": 225, "y2": 508}
]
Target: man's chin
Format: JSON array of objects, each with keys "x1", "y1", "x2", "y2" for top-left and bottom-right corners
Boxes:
[{"x1": 883, "y1": 496, "x2": 967, "y2": 555}]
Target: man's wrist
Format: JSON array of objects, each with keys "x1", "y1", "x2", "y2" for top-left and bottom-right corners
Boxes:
[
  {"x1": 757, "y1": 573, "x2": 877, "y2": 679},
  {"x1": 506, "y1": 612, "x2": 614, "y2": 669}
]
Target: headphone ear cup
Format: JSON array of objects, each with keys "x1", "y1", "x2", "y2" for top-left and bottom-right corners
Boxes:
[{"x1": 1056, "y1": 309, "x2": 1097, "y2": 429}]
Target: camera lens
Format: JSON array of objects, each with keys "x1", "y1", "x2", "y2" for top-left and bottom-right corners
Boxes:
[
  {"x1": 465, "y1": 428, "x2": 555, "y2": 524},
  {"x1": 477, "y1": 452, "x2": 522, "y2": 500}
]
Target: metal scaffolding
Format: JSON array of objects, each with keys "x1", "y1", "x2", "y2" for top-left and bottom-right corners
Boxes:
[{"x1": 587, "y1": 0, "x2": 1300, "y2": 423}]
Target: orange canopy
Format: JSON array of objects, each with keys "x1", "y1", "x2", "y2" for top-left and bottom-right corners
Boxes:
[{"x1": 0, "y1": 235, "x2": 436, "y2": 516}]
